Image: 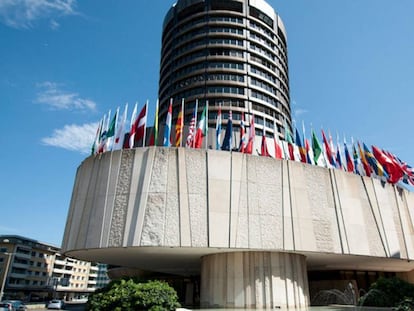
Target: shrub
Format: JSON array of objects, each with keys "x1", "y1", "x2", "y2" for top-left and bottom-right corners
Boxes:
[
  {"x1": 359, "y1": 277, "x2": 414, "y2": 308},
  {"x1": 394, "y1": 298, "x2": 414, "y2": 311},
  {"x1": 86, "y1": 279, "x2": 181, "y2": 311}
]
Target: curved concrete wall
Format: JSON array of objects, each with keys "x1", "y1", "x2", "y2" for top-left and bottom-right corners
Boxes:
[
  {"x1": 63, "y1": 147, "x2": 414, "y2": 265},
  {"x1": 62, "y1": 147, "x2": 414, "y2": 307}
]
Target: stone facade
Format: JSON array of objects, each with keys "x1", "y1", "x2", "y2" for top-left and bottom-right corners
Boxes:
[{"x1": 62, "y1": 147, "x2": 414, "y2": 308}]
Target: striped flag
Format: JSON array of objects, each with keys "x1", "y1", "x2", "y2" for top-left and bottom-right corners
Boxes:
[
  {"x1": 130, "y1": 103, "x2": 147, "y2": 148},
  {"x1": 215, "y1": 105, "x2": 222, "y2": 150},
  {"x1": 175, "y1": 99, "x2": 184, "y2": 147},
  {"x1": 239, "y1": 113, "x2": 246, "y2": 153},
  {"x1": 163, "y1": 99, "x2": 172, "y2": 147},
  {"x1": 186, "y1": 101, "x2": 198, "y2": 148}
]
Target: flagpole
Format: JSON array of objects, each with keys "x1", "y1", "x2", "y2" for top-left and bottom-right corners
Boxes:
[
  {"x1": 154, "y1": 99, "x2": 159, "y2": 146},
  {"x1": 193, "y1": 99, "x2": 198, "y2": 148},
  {"x1": 143, "y1": 100, "x2": 148, "y2": 147},
  {"x1": 205, "y1": 100, "x2": 209, "y2": 150},
  {"x1": 180, "y1": 98, "x2": 184, "y2": 148},
  {"x1": 110, "y1": 106, "x2": 119, "y2": 151}
]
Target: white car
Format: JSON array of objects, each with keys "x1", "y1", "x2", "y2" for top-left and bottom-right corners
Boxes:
[
  {"x1": 0, "y1": 300, "x2": 27, "y2": 311},
  {"x1": 46, "y1": 300, "x2": 65, "y2": 310}
]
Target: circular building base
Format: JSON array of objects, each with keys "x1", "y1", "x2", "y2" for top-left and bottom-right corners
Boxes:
[{"x1": 200, "y1": 251, "x2": 309, "y2": 309}]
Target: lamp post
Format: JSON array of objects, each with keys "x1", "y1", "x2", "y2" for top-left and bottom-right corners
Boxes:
[{"x1": 0, "y1": 252, "x2": 14, "y2": 302}]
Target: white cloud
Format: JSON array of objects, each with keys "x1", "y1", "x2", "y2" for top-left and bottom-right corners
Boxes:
[
  {"x1": 0, "y1": 0, "x2": 77, "y2": 29},
  {"x1": 36, "y1": 81, "x2": 96, "y2": 111},
  {"x1": 294, "y1": 108, "x2": 308, "y2": 118},
  {"x1": 41, "y1": 122, "x2": 98, "y2": 154}
]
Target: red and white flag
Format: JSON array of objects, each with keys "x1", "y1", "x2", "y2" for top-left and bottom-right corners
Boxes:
[{"x1": 129, "y1": 103, "x2": 147, "y2": 148}]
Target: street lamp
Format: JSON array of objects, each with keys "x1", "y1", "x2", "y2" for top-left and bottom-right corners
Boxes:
[{"x1": 0, "y1": 252, "x2": 14, "y2": 302}]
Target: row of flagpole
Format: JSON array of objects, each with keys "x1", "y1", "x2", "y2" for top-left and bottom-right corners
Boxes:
[{"x1": 91, "y1": 100, "x2": 414, "y2": 187}]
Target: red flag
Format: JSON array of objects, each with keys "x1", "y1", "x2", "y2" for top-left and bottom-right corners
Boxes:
[
  {"x1": 130, "y1": 104, "x2": 147, "y2": 148},
  {"x1": 322, "y1": 130, "x2": 335, "y2": 166},
  {"x1": 239, "y1": 113, "x2": 246, "y2": 153},
  {"x1": 274, "y1": 135, "x2": 283, "y2": 159},
  {"x1": 344, "y1": 142, "x2": 354, "y2": 173},
  {"x1": 372, "y1": 146, "x2": 404, "y2": 184},
  {"x1": 245, "y1": 114, "x2": 255, "y2": 154},
  {"x1": 175, "y1": 107, "x2": 183, "y2": 147},
  {"x1": 261, "y1": 135, "x2": 270, "y2": 157}
]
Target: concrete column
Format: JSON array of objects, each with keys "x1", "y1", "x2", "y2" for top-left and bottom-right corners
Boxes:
[{"x1": 200, "y1": 251, "x2": 309, "y2": 309}]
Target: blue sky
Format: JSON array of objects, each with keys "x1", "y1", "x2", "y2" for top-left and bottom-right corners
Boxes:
[{"x1": 1, "y1": 0, "x2": 413, "y2": 247}]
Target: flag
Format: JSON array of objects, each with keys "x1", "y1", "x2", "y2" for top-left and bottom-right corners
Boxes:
[
  {"x1": 163, "y1": 99, "x2": 172, "y2": 147},
  {"x1": 383, "y1": 150, "x2": 413, "y2": 185},
  {"x1": 335, "y1": 139, "x2": 343, "y2": 170},
  {"x1": 186, "y1": 101, "x2": 198, "y2": 148},
  {"x1": 396, "y1": 158, "x2": 414, "y2": 186},
  {"x1": 295, "y1": 128, "x2": 307, "y2": 163},
  {"x1": 215, "y1": 105, "x2": 222, "y2": 150},
  {"x1": 322, "y1": 130, "x2": 335, "y2": 167},
  {"x1": 149, "y1": 100, "x2": 159, "y2": 146},
  {"x1": 312, "y1": 129, "x2": 324, "y2": 166},
  {"x1": 127, "y1": 104, "x2": 137, "y2": 149},
  {"x1": 106, "y1": 109, "x2": 117, "y2": 139},
  {"x1": 344, "y1": 142, "x2": 354, "y2": 173},
  {"x1": 98, "y1": 111, "x2": 110, "y2": 153},
  {"x1": 358, "y1": 142, "x2": 372, "y2": 177},
  {"x1": 113, "y1": 104, "x2": 128, "y2": 150},
  {"x1": 372, "y1": 145, "x2": 403, "y2": 183},
  {"x1": 106, "y1": 108, "x2": 118, "y2": 151},
  {"x1": 221, "y1": 111, "x2": 233, "y2": 151},
  {"x1": 239, "y1": 113, "x2": 246, "y2": 153},
  {"x1": 363, "y1": 143, "x2": 387, "y2": 178},
  {"x1": 273, "y1": 121, "x2": 283, "y2": 159},
  {"x1": 284, "y1": 119, "x2": 294, "y2": 160},
  {"x1": 130, "y1": 103, "x2": 147, "y2": 148},
  {"x1": 302, "y1": 122, "x2": 312, "y2": 164},
  {"x1": 304, "y1": 137, "x2": 313, "y2": 164},
  {"x1": 91, "y1": 119, "x2": 103, "y2": 155},
  {"x1": 352, "y1": 143, "x2": 361, "y2": 175},
  {"x1": 175, "y1": 100, "x2": 184, "y2": 147},
  {"x1": 194, "y1": 104, "x2": 207, "y2": 148},
  {"x1": 260, "y1": 134, "x2": 270, "y2": 157},
  {"x1": 245, "y1": 114, "x2": 255, "y2": 154}
]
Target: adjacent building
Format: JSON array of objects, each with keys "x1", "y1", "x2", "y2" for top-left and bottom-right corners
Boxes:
[{"x1": 0, "y1": 235, "x2": 109, "y2": 302}]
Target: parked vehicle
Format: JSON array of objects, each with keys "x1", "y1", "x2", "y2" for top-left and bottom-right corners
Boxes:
[
  {"x1": 46, "y1": 299, "x2": 65, "y2": 310},
  {"x1": 0, "y1": 300, "x2": 27, "y2": 311}
]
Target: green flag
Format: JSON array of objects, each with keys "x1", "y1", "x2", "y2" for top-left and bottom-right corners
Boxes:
[
  {"x1": 106, "y1": 111, "x2": 117, "y2": 138},
  {"x1": 312, "y1": 130, "x2": 322, "y2": 165}
]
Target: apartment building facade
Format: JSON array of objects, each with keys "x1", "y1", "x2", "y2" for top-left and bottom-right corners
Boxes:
[{"x1": 0, "y1": 235, "x2": 108, "y2": 302}]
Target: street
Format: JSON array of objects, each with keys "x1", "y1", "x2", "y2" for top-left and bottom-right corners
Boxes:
[{"x1": 29, "y1": 302, "x2": 86, "y2": 311}]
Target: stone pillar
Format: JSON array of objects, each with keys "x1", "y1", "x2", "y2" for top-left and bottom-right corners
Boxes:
[{"x1": 200, "y1": 251, "x2": 309, "y2": 309}]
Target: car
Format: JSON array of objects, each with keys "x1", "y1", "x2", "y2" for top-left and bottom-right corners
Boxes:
[
  {"x1": 46, "y1": 299, "x2": 65, "y2": 310},
  {"x1": 0, "y1": 300, "x2": 27, "y2": 311}
]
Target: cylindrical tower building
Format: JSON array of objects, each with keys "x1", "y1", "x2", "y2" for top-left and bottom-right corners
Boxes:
[{"x1": 158, "y1": 0, "x2": 290, "y2": 141}]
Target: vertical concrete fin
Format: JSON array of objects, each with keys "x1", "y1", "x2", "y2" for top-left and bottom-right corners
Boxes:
[
  {"x1": 178, "y1": 147, "x2": 191, "y2": 246},
  {"x1": 76, "y1": 153, "x2": 109, "y2": 249}
]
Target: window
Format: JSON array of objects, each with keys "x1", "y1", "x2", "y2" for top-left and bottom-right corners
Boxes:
[
  {"x1": 249, "y1": 6, "x2": 273, "y2": 28},
  {"x1": 211, "y1": 0, "x2": 243, "y2": 13}
]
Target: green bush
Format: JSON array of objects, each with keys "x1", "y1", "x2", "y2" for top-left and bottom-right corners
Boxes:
[
  {"x1": 394, "y1": 298, "x2": 414, "y2": 311},
  {"x1": 359, "y1": 277, "x2": 414, "y2": 308},
  {"x1": 86, "y1": 279, "x2": 181, "y2": 311}
]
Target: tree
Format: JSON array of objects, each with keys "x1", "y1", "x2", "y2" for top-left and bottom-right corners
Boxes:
[{"x1": 86, "y1": 279, "x2": 181, "y2": 311}]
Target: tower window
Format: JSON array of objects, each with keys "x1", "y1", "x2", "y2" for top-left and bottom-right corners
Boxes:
[
  {"x1": 211, "y1": 0, "x2": 243, "y2": 13},
  {"x1": 249, "y1": 6, "x2": 273, "y2": 28}
]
